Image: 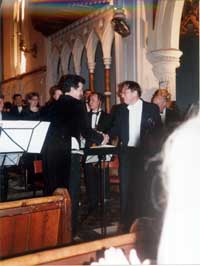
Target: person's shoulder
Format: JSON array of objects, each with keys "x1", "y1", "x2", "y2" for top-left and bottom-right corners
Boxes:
[
  {"x1": 101, "y1": 110, "x2": 110, "y2": 117},
  {"x1": 2, "y1": 111, "x2": 11, "y2": 120},
  {"x1": 143, "y1": 100, "x2": 160, "y2": 112}
]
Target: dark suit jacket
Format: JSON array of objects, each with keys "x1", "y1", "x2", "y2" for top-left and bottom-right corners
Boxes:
[
  {"x1": 1, "y1": 112, "x2": 11, "y2": 120},
  {"x1": 10, "y1": 106, "x2": 24, "y2": 120},
  {"x1": 87, "y1": 110, "x2": 110, "y2": 133},
  {"x1": 47, "y1": 95, "x2": 103, "y2": 146},
  {"x1": 109, "y1": 100, "x2": 161, "y2": 149},
  {"x1": 165, "y1": 108, "x2": 180, "y2": 126}
]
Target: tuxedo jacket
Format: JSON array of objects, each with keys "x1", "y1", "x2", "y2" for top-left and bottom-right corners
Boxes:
[
  {"x1": 47, "y1": 95, "x2": 103, "y2": 146},
  {"x1": 10, "y1": 106, "x2": 24, "y2": 120},
  {"x1": 165, "y1": 108, "x2": 181, "y2": 126},
  {"x1": 109, "y1": 100, "x2": 161, "y2": 148},
  {"x1": 86, "y1": 110, "x2": 111, "y2": 148},
  {"x1": 87, "y1": 110, "x2": 111, "y2": 133}
]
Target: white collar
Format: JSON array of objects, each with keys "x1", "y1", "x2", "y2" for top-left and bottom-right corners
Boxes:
[
  {"x1": 127, "y1": 99, "x2": 142, "y2": 110},
  {"x1": 92, "y1": 109, "x2": 102, "y2": 113}
]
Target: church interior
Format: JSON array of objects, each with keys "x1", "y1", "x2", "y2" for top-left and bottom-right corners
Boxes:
[{"x1": 0, "y1": 0, "x2": 199, "y2": 265}]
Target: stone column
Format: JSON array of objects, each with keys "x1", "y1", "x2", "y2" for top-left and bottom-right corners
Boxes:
[
  {"x1": 74, "y1": 64, "x2": 81, "y2": 75},
  {"x1": 149, "y1": 49, "x2": 183, "y2": 100},
  {"x1": 103, "y1": 57, "x2": 112, "y2": 113},
  {"x1": 88, "y1": 62, "x2": 96, "y2": 92}
]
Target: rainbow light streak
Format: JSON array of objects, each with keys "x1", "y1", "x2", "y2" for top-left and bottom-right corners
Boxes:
[{"x1": 2, "y1": 1, "x2": 159, "y2": 16}]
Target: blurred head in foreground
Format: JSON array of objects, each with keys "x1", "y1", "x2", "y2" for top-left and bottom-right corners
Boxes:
[{"x1": 158, "y1": 111, "x2": 200, "y2": 264}]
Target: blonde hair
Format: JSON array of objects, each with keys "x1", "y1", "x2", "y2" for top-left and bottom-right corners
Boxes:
[
  {"x1": 158, "y1": 113, "x2": 200, "y2": 263},
  {"x1": 152, "y1": 89, "x2": 171, "y2": 102}
]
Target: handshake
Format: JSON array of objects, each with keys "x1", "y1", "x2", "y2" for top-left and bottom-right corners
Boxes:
[{"x1": 101, "y1": 133, "x2": 110, "y2": 145}]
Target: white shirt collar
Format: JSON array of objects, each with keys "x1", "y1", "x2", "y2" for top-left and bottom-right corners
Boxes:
[
  {"x1": 127, "y1": 99, "x2": 142, "y2": 110},
  {"x1": 92, "y1": 108, "x2": 102, "y2": 113}
]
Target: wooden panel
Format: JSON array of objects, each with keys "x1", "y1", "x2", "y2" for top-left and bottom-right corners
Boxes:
[
  {"x1": 28, "y1": 209, "x2": 60, "y2": 250},
  {"x1": 0, "y1": 195, "x2": 64, "y2": 210},
  {"x1": 11, "y1": 214, "x2": 29, "y2": 255},
  {"x1": 0, "y1": 216, "x2": 15, "y2": 257},
  {"x1": 0, "y1": 233, "x2": 136, "y2": 266},
  {"x1": 44, "y1": 243, "x2": 134, "y2": 265},
  {"x1": 0, "y1": 214, "x2": 29, "y2": 257},
  {"x1": 0, "y1": 188, "x2": 71, "y2": 259}
]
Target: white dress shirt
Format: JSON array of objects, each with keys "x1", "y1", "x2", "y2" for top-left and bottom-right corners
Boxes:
[
  {"x1": 18, "y1": 106, "x2": 23, "y2": 113},
  {"x1": 91, "y1": 109, "x2": 101, "y2": 129},
  {"x1": 127, "y1": 99, "x2": 143, "y2": 147},
  {"x1": 0, "y1": 112, "x2": 2, "y2": 120},
  {"x1": 160, "y1": 107, "x2": 166, "y2": 124}
]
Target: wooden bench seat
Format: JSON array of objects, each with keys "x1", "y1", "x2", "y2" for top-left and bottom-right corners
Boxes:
[
  {"x1": 0, "y1": 188, "x2": 71, "y2": 259},
  {"x1": 0, "y1": 233, "x2": 136, "y2": 266}
]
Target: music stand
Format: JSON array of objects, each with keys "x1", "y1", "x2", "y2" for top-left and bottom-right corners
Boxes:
[
  {"x1": 0, "y1": 120, "x2": 50, "y2": 201},
  {"x1": 84, "y1": 145, "x2": 119, "y2": 237}
]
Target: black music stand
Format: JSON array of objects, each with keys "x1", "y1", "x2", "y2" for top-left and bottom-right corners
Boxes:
[
  {"x1": 84, "y1": 145, "x2": 119, "y2": 237},
  {"x1": 0, "y1": 120, "x2": 50, "y2": 202}
]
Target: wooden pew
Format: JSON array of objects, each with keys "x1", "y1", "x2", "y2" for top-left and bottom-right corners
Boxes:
[
  {"x1": 0, "y1": 233, "x2": 136, "y2": 266},
  {"x1": 0, "y1": 188, "x2": 71, "y2": 259}
]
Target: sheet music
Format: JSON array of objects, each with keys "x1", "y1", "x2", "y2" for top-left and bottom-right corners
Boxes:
[
  {"x1": 0, "y1": 120, "x2": 50, "y2": 153},
  {"x1": 85, "y1": 154, "x2": 112, "y2": 164},
  {"x1": 0, "y1": 153, "x2": 22, "y2": 166},
  {"x1": 90, "y1": 144, "x2": 116, "y2": 149},
  {"x1": 85, "y1": 145, "x2": 116, "y2": 163}
]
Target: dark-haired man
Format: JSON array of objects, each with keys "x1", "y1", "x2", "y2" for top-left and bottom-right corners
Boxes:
[
  {"x1": 10, "y1": 93, "x2": 24, "y2": 119},
  {"x1": 109, "y1": 81, "x2": 161, "y2": 232},
  {"x1": 43, "y1": 74, "x2": 108, "y2": 236}
]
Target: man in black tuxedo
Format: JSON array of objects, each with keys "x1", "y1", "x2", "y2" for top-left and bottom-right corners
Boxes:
[
  {"x1": 43, "y1": 75, "x2": 108, "y2": 236},
  {"x1": 109, "y1": 81, "x2": 161, "y2": 232},
  {"x1": 10, "y1": 93, "x2": 24, "y2": 120},
  {"x1": 152, "y1": 89, "x2": 181, "y2": 128},
  {"x1": 84, "y1": 92, "x2": 111, "y2": 214}
]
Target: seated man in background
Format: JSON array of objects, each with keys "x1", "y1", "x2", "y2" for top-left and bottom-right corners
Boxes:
[
  {"x1": 84, "y1": 92, "x2": 111, "y2": 215},
  {"x1": 151, "y1": 89, "x2": 181, "y2": 128},
  {"x1": 10, "y1": 93, "x2": 24, "y2": 119}
]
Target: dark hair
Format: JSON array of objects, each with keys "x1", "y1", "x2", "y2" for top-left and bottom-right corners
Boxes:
[
  {"x1": 12, "y1": 93, "x2": 22, "y2": 100},
  {"x1": 89, "y1": 92, "x2": 104, "y2": 103},
  {"x1": 26, "y1": 92, "x2": 39, "y2": 101},
  {"x1": 58, "y1": 74, "x2": 85, "y2": 93},
  {"x1": 49, "y1": 85, "x2": 62, "y2": 97},
  {"x1": 0, "y1": 93, "x2": 4, "y2": 100},
  {"x1": 4, "y1": 101, "x2": 12, "y2": 109},
  {"x1": 121, "y1": 80, "x2": 142, "y2": 97}
]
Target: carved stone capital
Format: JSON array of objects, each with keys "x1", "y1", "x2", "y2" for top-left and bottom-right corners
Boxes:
[
  {"x1": 88, "y1": 62, "x2": 96, "y2": 73},
  {"x1": 148, "y1": 49, "x2": 183, "y2": 100},
  {"x1": 149, "y1": 49, "x2": 182, "y2": 75},
  {"x1": 103, "y1": 57, "x2": 112, "y2": 69}
]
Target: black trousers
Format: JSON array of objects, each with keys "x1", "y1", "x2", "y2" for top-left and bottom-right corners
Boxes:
[
  {"x1": 119, "y1": 147, "x2": 145, "y2": 231},
  {"x1": 68, "y1": 153, "x2": 81, "y2": 236},
  {"x1": 43, "y1": 135, "x2": 71, "y2": 196},
  {"x1": 84, "y1": 162, "x2": 110, "y2": 212}
]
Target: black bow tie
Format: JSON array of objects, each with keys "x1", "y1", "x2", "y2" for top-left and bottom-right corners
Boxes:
[{"x1": 92, "y1": 111, "x2": 100, "y2": 115}]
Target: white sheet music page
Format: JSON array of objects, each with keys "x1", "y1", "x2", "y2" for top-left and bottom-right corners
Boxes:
[
  {"x1": 0, "y1": 120, "x2": 50, "y2": 153},
  {"x1": 85, "y1": 145, "x2": 115, "y2": 163}
]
